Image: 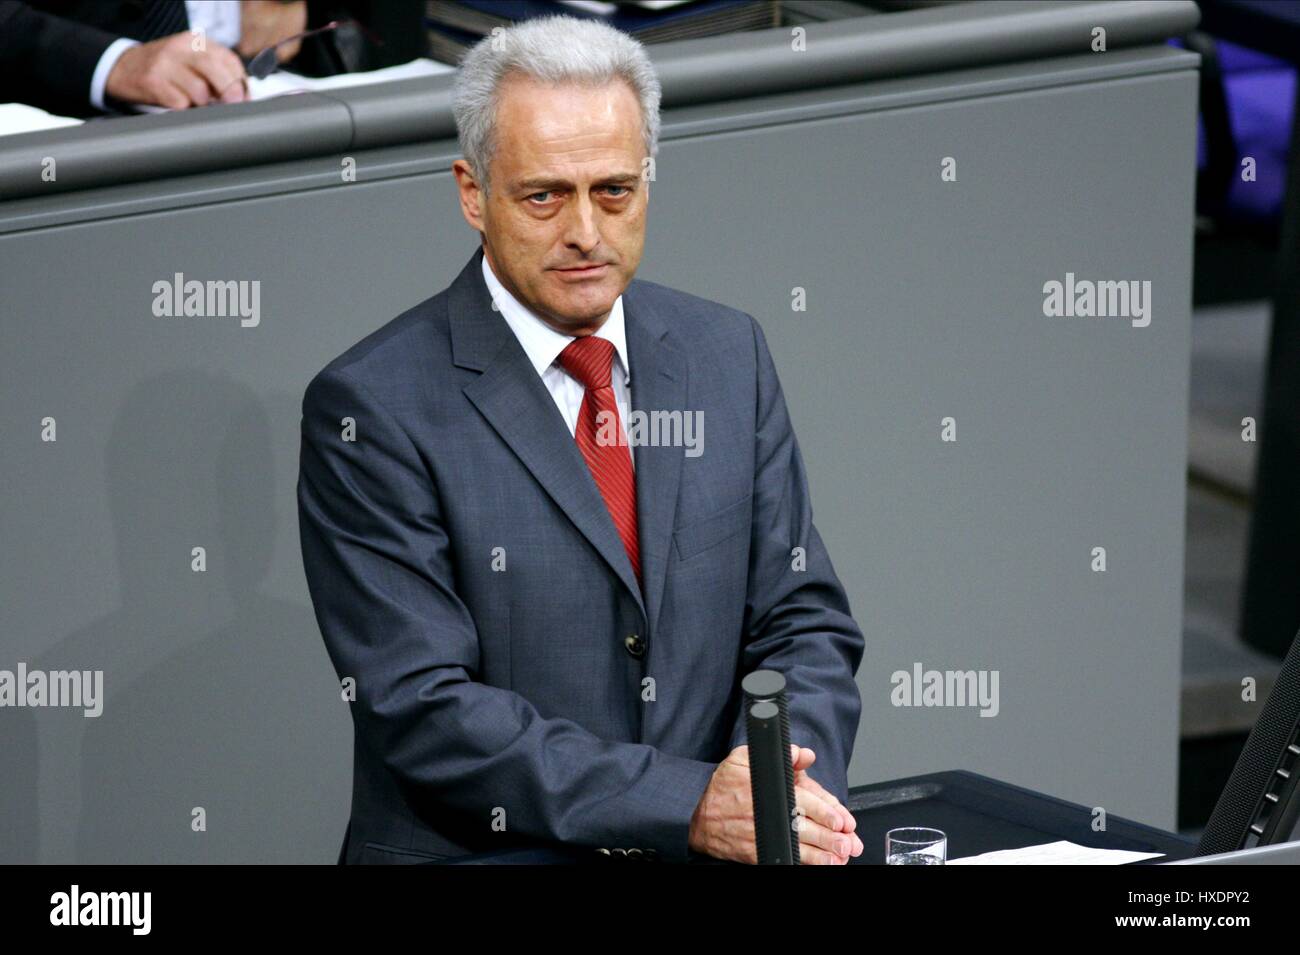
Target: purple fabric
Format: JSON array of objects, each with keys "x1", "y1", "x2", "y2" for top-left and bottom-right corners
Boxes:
[{"x1": 1186, "y1": 37, "x2": 1296, "y2": 220}]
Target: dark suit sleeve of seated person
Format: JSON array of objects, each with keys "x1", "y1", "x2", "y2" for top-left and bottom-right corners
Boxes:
[
  {"x1": 0, "y1": 1, "x2": 121, "y2": 117},
  {"x1": 724, "y1": 314, "x2": 866, "y2": 805},
  {"x1": 297, "y1": 365, "x2": 717, "y2": 862}
]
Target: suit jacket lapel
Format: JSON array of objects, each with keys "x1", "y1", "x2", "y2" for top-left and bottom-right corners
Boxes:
[{"x1": 624, "y1": 283, "x2": 686, "y2": 642}]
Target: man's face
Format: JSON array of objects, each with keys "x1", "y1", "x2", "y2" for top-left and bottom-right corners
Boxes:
[{"x1": 454, "y1": 74, "x2": 649, "y2": 335}]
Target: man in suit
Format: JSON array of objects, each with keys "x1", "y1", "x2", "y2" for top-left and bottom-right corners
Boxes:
[{"x1": 297, "y1": 14, "x2": 866, "y2": 865}]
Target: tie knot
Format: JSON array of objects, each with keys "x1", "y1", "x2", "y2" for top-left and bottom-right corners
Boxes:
[{"x1": 557, "y1": 335, "x2": 615, "y2": 390}]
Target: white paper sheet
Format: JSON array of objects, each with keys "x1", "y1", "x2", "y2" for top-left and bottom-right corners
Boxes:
[
  {"x1": 130, "y1": 58, "x2": 454, "y2": 114},
  {"x1": 0, "y1": 103, "x2": 84, "y2": 138},
  {"x1": 947, "y1": 840, "x2": 1164, "y2": 865},
  {"x1": 244, "y1": 58, "x2": 453, "y2": 99}
]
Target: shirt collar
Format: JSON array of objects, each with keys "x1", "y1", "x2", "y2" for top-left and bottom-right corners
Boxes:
[{"x1": 481, "y1": 252, "x2": 630, "y2": 385}]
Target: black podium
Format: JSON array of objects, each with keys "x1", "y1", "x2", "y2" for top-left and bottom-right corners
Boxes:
[{"x1": 434, "y1": 770, "x2": 1197, "y2": 865}]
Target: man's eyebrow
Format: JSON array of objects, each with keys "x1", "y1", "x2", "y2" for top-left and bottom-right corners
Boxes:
[{"x1": 514, "y1": 173, "x2": 642, "y2": 192}]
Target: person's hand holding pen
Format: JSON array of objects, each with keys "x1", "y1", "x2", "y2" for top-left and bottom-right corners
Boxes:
[
  {"x1": 107, "y1": 13, "x2": 376, "y2": 110},
  {"x1": 106, "y1": 32, "x2": 249, "y2": 110},
  {"x1": 104, "y1": 2, "x2": 322, "y2": 111}
]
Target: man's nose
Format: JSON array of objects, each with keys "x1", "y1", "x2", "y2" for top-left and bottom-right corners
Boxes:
[{"x1": 561, "y1": 194, "x2": 601, "y2": 251}]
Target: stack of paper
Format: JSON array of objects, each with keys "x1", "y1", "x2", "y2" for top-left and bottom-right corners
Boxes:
[{"x1": 947, "y1": 841, "x2": 1164, "y2": 865}]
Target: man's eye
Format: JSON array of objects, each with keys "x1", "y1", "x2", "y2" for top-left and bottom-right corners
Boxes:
[
  {"x1": 528, "y1": 191, "x2": 553, "y2": 203},
  {"x1": 604, "y1": 186, "x2": 629, "y2": 197}
]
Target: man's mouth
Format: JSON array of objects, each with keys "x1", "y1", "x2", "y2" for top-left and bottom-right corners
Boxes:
[{"x1": 554, "y1": 264, "x2": 608, "y2": 277}]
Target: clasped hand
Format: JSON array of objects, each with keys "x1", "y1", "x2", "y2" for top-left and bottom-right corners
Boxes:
[{"x1": 688, "y1": 744, "x2": 864, "y2": 864}]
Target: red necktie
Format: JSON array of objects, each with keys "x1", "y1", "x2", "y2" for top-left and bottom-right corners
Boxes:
[{"x1": 557, "y1": 335, "x2": 641, "y2": 586}]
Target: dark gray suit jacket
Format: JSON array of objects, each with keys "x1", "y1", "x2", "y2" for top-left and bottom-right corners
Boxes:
[{"x1": 297, "y1": 246, "x2": 865, "y2": 863}]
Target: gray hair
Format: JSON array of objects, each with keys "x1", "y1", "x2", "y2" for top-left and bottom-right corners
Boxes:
[{"x1": 452, "y1": 15, "x2": 662, "y2": 197}]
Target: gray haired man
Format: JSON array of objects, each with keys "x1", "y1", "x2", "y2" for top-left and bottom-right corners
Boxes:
[{"x1": 298, "y1": 14, "x2": 865, "y2": 865}]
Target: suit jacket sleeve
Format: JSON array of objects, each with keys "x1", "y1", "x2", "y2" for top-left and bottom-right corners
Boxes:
[
  {"x1": 297, "y1": 366, "x2": 716, "y2": 861},
  {"x1": 0, "y1": 1, "x2": 121, "y2": 117},
  {"x1": 726, "y1": 314, "x2": 866, "y2": 804}
]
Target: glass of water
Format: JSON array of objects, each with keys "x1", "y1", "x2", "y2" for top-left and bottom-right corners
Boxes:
[{"x1": 886, "y1": 827, "x2": 947, "y2": 865}]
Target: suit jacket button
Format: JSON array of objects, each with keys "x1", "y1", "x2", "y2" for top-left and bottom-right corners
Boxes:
[{"x1": 624, "y1": 634, "x2": 645, "y2": 659}]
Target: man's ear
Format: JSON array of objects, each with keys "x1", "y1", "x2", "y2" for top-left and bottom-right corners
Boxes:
[{"x1": 452, "y1": 159, "x2": 485, "y2": 233}]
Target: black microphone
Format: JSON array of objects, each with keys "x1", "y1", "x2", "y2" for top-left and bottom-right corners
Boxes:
[{"x1": 743, "y1": 670, "x2": 800, "y2": 864}]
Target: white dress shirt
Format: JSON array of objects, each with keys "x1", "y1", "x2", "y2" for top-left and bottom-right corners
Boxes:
[
  {"x1": 90, "y1": 1, "x2": 242, "y2": 111},
  {"x1": 481, "y1": 252, "x2": 634, "y2": 466}
]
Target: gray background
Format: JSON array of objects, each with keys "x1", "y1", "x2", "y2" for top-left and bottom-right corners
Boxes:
[{"x1": 0, "y1": 7, "x2": 1198, "y2": 862}]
